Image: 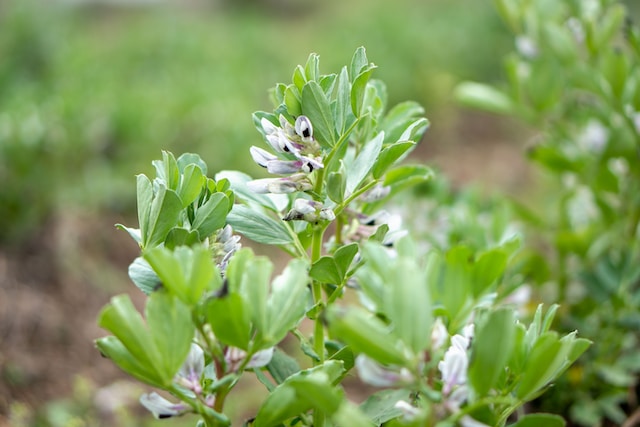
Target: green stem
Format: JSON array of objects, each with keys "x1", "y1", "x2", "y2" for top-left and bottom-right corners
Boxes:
[
  {"x1": 170, "y1": 384, "x2": 230, "y2": 427},
  {"x1": 310, "y1": 225, "x2": 326, "y2": 427},
  {"x1": 311, "y1": 226, "x2": 326, "y2": 365},
  {"x1": 334, "y1": 179, "x2": 379, "y2": 217}
]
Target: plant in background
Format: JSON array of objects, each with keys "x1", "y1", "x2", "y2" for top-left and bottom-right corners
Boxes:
[
  {"x1": 456, "y1": 0, "x2": 640, "y2": 425},
  {"x1": 97, "y1": 48, "x2": 589, "y2": 427}
]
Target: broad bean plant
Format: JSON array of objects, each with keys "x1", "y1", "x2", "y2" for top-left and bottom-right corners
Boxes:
[
  {"x1": 97, "y1": 48, "x2": 589, "y2": 427},
  {"x1": 457, "y1": 0, "x2": 640, "y2": 425}
]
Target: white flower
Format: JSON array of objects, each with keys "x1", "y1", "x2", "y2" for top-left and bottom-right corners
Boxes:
[
  {"x1": 608, "y1": 157, "x2": 628, "y2": 178},
  {"x1": 394, "y1": 400, "x2": 421, "y2": 421},
  {"x1": 176, "y1": 343, "x2": 205, "y2": 394},
  {"x1": 283, "y1": 198, "x2": 335, "y2": 223},
  {"x1": 360, "y1": 184, "x2": 391, "y2": 202},
  {"x1": 438, "y1": 328, "x2": 473, "y2": 396},
  {"x1": 460, "y1": 415, "x2": 491, "y2": 427},
  {"x1": 225, "y1": 347, "x2": 274, "y2": 372},
  {"x1": 140, "y1": 392, "x2": 188, "y2": 419},
  {"x1": 295, "y1": 115, "x2": 314, "y2": 142},
  {"x1": 355, "y1": 355, "x2": 413, "y2": 387},
  {"x1": 247, "y1": 174, "x2": 313, "y2": 194},
  {"x1": 566, "y1": 17, "x2": 585, "y2": 43},
  {"x1": 431, "y1": 318, "x2": 448, "y2": 351},
  {"x1": 215, "y1": 225, "x2": 241, "y2": 272},
  {"x1": 567, "y1": 186, "x2": 599, "y2": 228},
  {"x1": 515, "y1": 36, "x2": 538, "y2": 58},
  {"x1": 504, "y1": 285, "x2": 532, "y2": 316},
  {"x1": 577, "y1": 120, "x2": 608, "y2": 153}
]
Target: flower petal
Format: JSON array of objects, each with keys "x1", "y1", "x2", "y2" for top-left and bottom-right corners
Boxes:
[
  {"x1": 295, "y1": 115, "x2": 314, "y2": 142},
  {"x1": 140, "y1": 392, "x2": 187, "y2": 419},
  {"x1": 246, "y1": 347, "x2": 275, "y2": 368},
  {"x1": 250, "y1": 146, "x2": 278, "y2": 168}
]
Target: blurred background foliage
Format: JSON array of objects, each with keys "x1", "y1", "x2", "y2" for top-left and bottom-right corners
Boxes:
[{"x1": 0, "y1": 0, "x2": 513, "y2": 246}]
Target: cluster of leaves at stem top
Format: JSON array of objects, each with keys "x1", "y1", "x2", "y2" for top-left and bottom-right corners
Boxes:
[
  {"x1": 95, "y1": 47, "x2": 590, "y2": 427},
  {"x1": 456, "y1": 0, "x2": 640, "y2": 425}
]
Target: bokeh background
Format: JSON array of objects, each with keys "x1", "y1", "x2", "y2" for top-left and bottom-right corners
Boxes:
[{"x1": 0, "y1": 0, "x2": 634, "y2": 425}]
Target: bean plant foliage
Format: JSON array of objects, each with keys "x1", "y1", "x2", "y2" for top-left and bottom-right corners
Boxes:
[
  {"x1": 456, "y1": 0, "x2": 640, "y2": 425},
  {"x1": 96, "y1": 48, "x2": 589, "y2": 427}
]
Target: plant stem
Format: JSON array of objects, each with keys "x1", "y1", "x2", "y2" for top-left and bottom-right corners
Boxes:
[
  {"x1": 310, "y1": 225, "x2": 326, "y2": 427},
  {"x1": 311, "y1": 226, "x2": 326, "y2": 365}
]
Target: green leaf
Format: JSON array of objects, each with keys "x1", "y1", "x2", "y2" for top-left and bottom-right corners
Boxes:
[
  {"x1": 302, "y1": 81, "x2": 336, "y2": 148},
  {"x1": 128, "y1": 256, "x2": 160, "y2": 295},
  {"x1": 227, "y1": 204, "x2": 293, "y2": 245},
  {"x1": 469, "y1": 308, "x2": 516, "y2": 397},
  {"x1": 266, "y1": 348, "x2": 301, "y2": 384},
  {"x1": 205, "y1": 293, "x2": 252, "y2": 350},
  {"x1": 380, "y1": 101, "x2": 425, "y2": 143},
  {"x1": 329, "y1": 345, "x2": 355, "y2": 372},
  {"x1": 310, "y1": 256, "x2": 341, "y2": 284},
  {"x1": 335, "y1": 66, "x2": 353, "y2": 135},
  {"x1": 327, "y1": 170, "x2": 346, "y2": 203},
  {"x1": 192, "y1": 193, "x2": 229, "y2": 238},
  {"x1": 310, "y1": 243, "x2": 358, "y2": 285},
  {"x1": 284, "y1": 85, "x2": 302, "y2": 117},
  {"x1": 153, "y1": 151, "x2": 180, "y2": 191},
  {"x1": 350, "y1": 47, "x2": 369, "y2": 83},
  {"x1": 304, "y1": 53, "x2": 320, "y2": 81},
  {"x1": 471, "y1": 248, "x2": 508, "y2": 297},
  {"x1": 455, "y1": 81, "x2": 514, "y2": 115},
  {"x1": 351, "y1": 65, "x2": 377, "y2": 117},
  {"x1": 372, "y1": 141, "x2": 416, "y2": 179},
  {"x1": 95, "y1": 336, "x2": 164, "y2": 388},
  {"x1": 140, "y1": 182, "x2": 183, "y2": 249},
  {"x1": 293, "y1": 65, "x2": 307, "y2": 91},
  {"x1": 254, "y1": 361, "x2": 346, "y2": 427},
  {"x1": 346, "y1": 131, "x2": 384, "y2": 194},
  {"x1": 97, "y1": 293, "x2": 193, "y2": 387},
  {"x1": 383, "y1": 164, "x2": 433, "y2": 187},
  {"x1": 508, "y1": 413, "x2": 565, "y2": 427},
  {"x1": 177, "y1": 163, "x2": 205, "y2": 207},
  {"x1": 327, "y1": 306, "x2": 407, "y2": 365},
  {"x1": 98, "y1": 295, "x2": 157, "y2": 369},
  {"x1": 116, "y1": 224, "x2": 142, "y2": 244},
  {"x1": 516, "y1": 332, "x2": 564, "y2": 401},
  {"x1": 144, "y1": 245, "x2": 222, "y2": 306},
  {"x1": 384, "y1": 257, "x2": 432, "y2": 354},
  {"x1": 360, "y1": 389, "x2": 412, "y2": 425},
  {"x1": 239, "y1": 256, "x2": 272, "y2": 340},
  {"x1": 334, "y1": 243, "x2": 359, "y2": 279},
  {"x1": 177, "y1": 152, "x2": 208, "y2": 176},
  {"x1": 265, "y1": 259, "x2": 311, "y2": 346},
  {"x1": 136, "y1": 174, "x2": 153, "y2": 246},
  {"x1": 145, "y1": 291, "x2": 194, "y2": 383},
  {"x1": 164, "y1": 227, "x2": 201, "y2": 249}
]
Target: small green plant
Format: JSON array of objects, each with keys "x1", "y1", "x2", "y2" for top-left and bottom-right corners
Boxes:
[
  {"x1": 97, "y1": 48, "x2": 589, "y2": 427},
  {"x1": 456, "y1": 0, "x2": 640, "y2": 425}
]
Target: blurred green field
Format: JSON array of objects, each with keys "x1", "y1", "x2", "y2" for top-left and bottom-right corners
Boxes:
[{"x1": 0, "y1": 0, "x2": 512, "y2": 245}]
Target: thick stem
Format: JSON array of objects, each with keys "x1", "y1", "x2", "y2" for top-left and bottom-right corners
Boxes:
[
  {"x1": 311, "y1": 226, "x2": 326, "y2": 365},
  {"x1": 310, "y1": 226, "x2": 326, "y2": 427}
]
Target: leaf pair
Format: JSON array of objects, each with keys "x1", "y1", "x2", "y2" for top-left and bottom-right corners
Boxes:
[
  {"x1": 206, "y1": 249, "x2": 311, "y2": 352},
  {"x1": 96, "y1": 293, "x2": 194, "y2": 388}
]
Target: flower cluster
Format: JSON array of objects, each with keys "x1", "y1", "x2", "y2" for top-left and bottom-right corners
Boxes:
[
  {"x1": 140, "y1": 343, "x2": 274, "y2": 419},
  {"x1": 212, "y1": 224, "x2": 241, "y2": 272},
  {"x1": 247, "y1": 115, "x2": 336, "y2": 223},
  {"x1": 247, "y1": 115, "x2": 323, "y2": 194}
]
